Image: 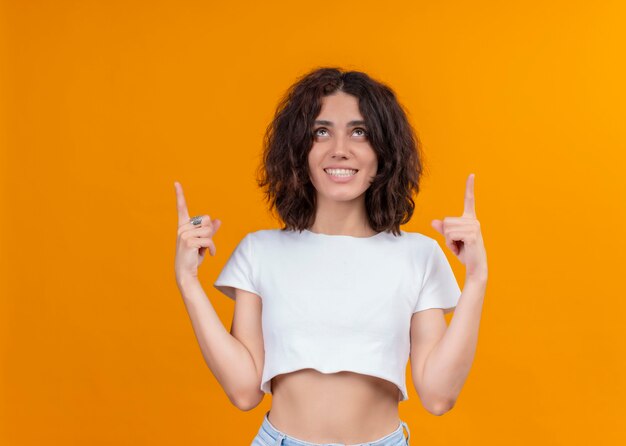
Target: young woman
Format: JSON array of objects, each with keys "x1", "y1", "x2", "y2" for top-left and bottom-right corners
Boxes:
[{"x1": 174, "y1": 67, "x2": 488, "y2": 446}]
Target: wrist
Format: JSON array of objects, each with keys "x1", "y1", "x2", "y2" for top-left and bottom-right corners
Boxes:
[
  {"x1": 177, "y1": 274, "x2": 200, "y2": 290},
  {"x1": 465, "y1": 273, "x2": 488, "y2": 287}
]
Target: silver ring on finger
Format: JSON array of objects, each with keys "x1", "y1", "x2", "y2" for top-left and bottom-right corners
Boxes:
[{"x1": 190, "y1": 215, "x2": 203, "y2": 226}]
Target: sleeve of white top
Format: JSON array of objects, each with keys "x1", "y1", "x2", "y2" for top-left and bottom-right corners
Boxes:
[
  {"x1": 413, "y1": 239, "x2": 462, "y2": 314},
  {"x1": 213, "y1": 233, "x2": 260, "y2": 300}
]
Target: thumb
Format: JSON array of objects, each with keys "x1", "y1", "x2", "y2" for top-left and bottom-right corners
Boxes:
[
  {"x1": 212, "y1": 219, "x2": 222, "y2": 235},
  {"x1": 431, "y1": 219, "x2": 443, "y2": 235}
]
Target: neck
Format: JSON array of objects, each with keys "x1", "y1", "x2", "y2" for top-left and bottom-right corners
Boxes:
[{"x1": 310, "y1": 195, "x2": 374, "y2": 237}]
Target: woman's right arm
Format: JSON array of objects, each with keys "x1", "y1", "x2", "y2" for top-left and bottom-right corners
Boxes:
[
  {"x1": 173, "y1": 181, "x2": 261, "y2": 410},
  {"x1": 177, "y1": 276, "x2": 261, "y2": 410}
]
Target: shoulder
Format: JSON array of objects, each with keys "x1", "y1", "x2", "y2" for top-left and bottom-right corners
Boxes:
[
  {"x1": 391, "y1": 230, "x2": 442, "y2": 264},
  {"x1": 244, "y1": 228, "x2": 294, "y2": 248},
  {"x1": 395, "y1": 229, "x2": 437, "y2": 248},
  {"x1": 247, "y1": 228, "x2": 285, "y2": 241}
]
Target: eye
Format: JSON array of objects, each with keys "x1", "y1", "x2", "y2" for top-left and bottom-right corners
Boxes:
[
  {"x1": 314, "y1": 127, "x2": 329, "y2": 137},
  {"x1": 313, "y1": 127, "x2": 368, "y2": 138}
]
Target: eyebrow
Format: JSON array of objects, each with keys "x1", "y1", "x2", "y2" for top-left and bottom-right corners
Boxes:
[{"x1": 314, "y1": 120, "x2": 367, "y2": 127}]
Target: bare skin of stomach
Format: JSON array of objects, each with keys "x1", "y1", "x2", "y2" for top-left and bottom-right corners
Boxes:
[{"x1": 267, "y1": 368, "x2": 403, "y2": 444}]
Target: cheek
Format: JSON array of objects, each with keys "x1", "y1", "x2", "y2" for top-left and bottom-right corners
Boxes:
[
  {"x1": 307, "y1": 162, "x2": 321, "y2": 183},
  {"x1": 307, "y1": 150, "x2": 324, "y2": 176},
  {"x1": 365, "y1": 148, "x2": 378, "y2": 169},
  {"x1": 307, "y1": 148, "x2": 318, "y2": 168},
  {"x1": 366, "y1": 158, "x2": 378, "y2": 173}
]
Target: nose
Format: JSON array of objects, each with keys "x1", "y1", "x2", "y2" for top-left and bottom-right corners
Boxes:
[
  {"x1": 331, "y1": 150, "x2": 348, "y2": 161},
  {"x1": 330, "y1": 134, "x2": 349, "y2": 158}
]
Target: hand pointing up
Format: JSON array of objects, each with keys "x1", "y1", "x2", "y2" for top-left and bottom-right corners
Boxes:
[
  {"x1": 431, "y1": 173, "x2": 488, "y2": 281},
  {"x1": 174, "y1": 181, "x2": 222, "y2": 286}
]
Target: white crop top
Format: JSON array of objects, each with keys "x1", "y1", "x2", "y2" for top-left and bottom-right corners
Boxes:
[{"x1": 213, "y1": 228, "x2": 461, "y2": 402}]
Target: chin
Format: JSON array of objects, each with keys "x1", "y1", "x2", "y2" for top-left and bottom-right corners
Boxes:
[{"x1": 322, "y1": 189, "x2": 368, "y2": 201}]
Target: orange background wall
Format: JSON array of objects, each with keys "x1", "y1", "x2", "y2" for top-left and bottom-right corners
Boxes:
[{"x1": 1, "y1": 1, "x2": 625, "y2": 444}]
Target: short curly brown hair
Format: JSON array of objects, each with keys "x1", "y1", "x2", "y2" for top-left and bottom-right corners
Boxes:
[{"x1": 256, "y1": 66, "x2": 426, "y2": 237}]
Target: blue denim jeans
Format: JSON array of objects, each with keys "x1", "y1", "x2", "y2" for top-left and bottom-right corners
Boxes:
[{"x1": 250, "y1": 410, "x2": 411, "y2": 446}]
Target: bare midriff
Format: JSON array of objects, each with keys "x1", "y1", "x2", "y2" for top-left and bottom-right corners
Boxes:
[{"x1": 267, "y1": 368, "x2": 403, "y2": 444}]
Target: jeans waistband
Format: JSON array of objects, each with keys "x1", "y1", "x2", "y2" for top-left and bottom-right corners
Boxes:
[{"x1": 256, "y1": 410, "x2": 411, "y2": 446}]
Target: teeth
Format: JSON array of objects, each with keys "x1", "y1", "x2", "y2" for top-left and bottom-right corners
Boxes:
[{"x1": 325, "y1": 168, "x2": 357, "y2": 177}]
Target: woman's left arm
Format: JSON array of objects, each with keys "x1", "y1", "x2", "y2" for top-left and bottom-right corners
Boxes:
[
  {"x1": 425, "y1": 173, "x2": 488, "y2": 412},
  {"x1": 424, "y1": 276, "x2": 486, "y2": 413}
]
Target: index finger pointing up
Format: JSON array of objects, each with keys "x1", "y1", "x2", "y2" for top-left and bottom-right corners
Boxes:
[
  {"x1": 174, "y1": 181, "x2": 191, "y2": 226},
  {"x1": 463, "y1": 173, "x2": 476, "y2": 218}
]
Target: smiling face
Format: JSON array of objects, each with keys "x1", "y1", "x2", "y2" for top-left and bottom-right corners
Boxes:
[{"x1": 307, "y1": 91, "x2": 378, "y2": 204}]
